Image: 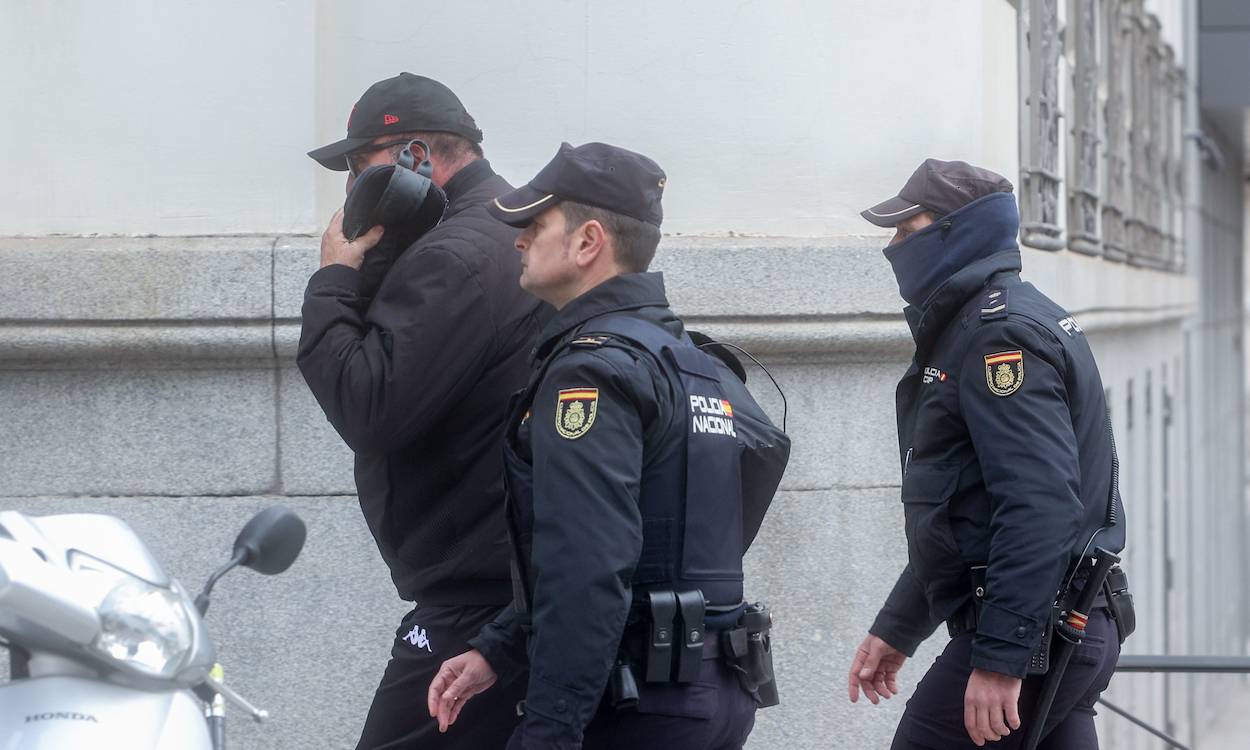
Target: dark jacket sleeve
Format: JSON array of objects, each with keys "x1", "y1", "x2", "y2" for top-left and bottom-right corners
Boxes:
[
  {"x1": 870, "y1": 564, "x2": 942, "y2": 656},
  {"x1": 469, "y1": 605, "x2": 530, "y2": 685},
  {"x1": 958, "y1": 321, "x2": 1083, "y2": 677},
  {"x1": 519, "y1": 349, "x2": 649, "y2": 748},
  {"x1": 296, "y1": 247, "x2": 497, "y2": 455}
]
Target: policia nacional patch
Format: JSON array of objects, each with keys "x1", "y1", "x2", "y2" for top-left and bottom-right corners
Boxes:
[
  {"x1": 984, "y1": 350, "x2": 1025, "y2": 397},
  {"x1": 555, "y1": 388, "x2": 599, "y2": 439}
]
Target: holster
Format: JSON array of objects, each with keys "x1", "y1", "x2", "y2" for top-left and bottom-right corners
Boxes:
[
  {"x1": 720, "y1": 602, "x2": 779, "y2": 707},
  {"x1": 1102, "y1": 566, "x2": 1136, "y2": 645}
]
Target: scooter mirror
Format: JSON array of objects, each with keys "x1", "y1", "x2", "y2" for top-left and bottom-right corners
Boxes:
[{"x1": 232, "y1": 505, "x2": 307, "y2": 575}]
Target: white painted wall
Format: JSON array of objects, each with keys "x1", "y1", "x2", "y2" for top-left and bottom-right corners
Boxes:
[
  {"x1": 0, "y1": 0, "x2": 317, "y2": 236},
  {"x1": 2, "y1": 0, "x2": 1018, "y2": 238}
]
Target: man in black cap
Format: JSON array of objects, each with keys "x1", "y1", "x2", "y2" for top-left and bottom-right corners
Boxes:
[
  {"x1": 846, "y1": 159, "x2": 1130, "y2": 749},
  {"x1": 298, "y1": 72, "x2": 541, "y2": 749},
  {"x1": 423, "y1": 142, "x2": 789, "y2": 750}
]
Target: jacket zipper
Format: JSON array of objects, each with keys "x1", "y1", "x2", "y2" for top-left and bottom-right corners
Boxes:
[{"x1": 904, "y1": 447, "x2": 913, "y2": 476}]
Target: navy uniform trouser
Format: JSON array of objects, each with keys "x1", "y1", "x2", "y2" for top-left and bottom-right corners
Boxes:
[
  {"x1": 891, "y1": 608, "x2": 1120, "y2": 750},
  {"x1": 504, "y1": 652, "x2": 757, "y2": 750},
  {"x1": 356, "y1": 603, "x2": 527, "y2": 750}
]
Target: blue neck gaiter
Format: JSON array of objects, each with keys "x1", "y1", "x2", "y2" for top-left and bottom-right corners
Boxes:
[{"x1": 882, "y1": 192, "x2": 1022, "y2": 309}]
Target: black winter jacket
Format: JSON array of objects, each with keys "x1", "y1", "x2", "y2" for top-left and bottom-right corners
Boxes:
[
  {"x1": 869, "y1": 193, "x2": 1125, "y2": 678},
  {"x1": 298, "y1": 159, "x2": 544, "y2": 604}
]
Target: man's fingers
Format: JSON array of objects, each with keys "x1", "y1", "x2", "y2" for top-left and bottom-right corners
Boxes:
[
  {"x1": 848, "y1": 676, "x2": 861, "y2": 703},
  {"x1": 437, "y1": 692, "x2": 455, "y2": 733},
  {"x1": 848, "y1": 651, "x2": 865, "y2": 702},
  {"x1": 853, "y1": 645, "x2": 882, "y2": 704},
  {"x1": 359, "y1": 223, "x2": 385, "y2": 245},
  {"x1": 437, "y1": 677, "x2": 469, "y2": 731},
  {"x1": 856, "y1": 649, "x2": 881, "y2": 683},
  {"x1": 989, "y1": 701, "x2": 1011, "y2": 738},
  {"x1": 872, "y1": 670, "x2": 891, "y2": 700},
  {"x1": 977, "y1": 704, "x2": 999, "y2": 744},
  {"x1": 427, "y1": 667, "x2": 449, "y2": 717},
  {"x1": 1006, "y1": 694, "x2": 1022, "y2": 730},
  {"x1": 884, "y1": 669, "x2": 900, "y2": 696},
  {"x1": 325, "y1": 208, "x2": 345, "y2": 235},
  {"x1": 438, "y1": 669, "x2": 485, "y2": 731},
  {"x1": 972, "y1": 704, "x2": 990, "y2": 745},
  {"x1": 449, "y1": 694, "x2": 469, "y2": 726},
  {"x1": 964, "y1": 698, "x2": 979, "y2": 745}
]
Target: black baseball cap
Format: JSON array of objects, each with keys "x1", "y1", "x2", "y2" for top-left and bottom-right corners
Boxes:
[
  {"x1": 489, "y1": 142, "x2": 666, "y2": 228},
  {"x1": 308, "y1": 73, "x2": 483, "y2": 171},
  {"x1": 861, "y1": 159, "x2": 1014, "y2": 227}
]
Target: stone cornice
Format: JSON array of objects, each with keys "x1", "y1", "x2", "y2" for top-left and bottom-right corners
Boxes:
[{"x1": 0, "y1": 236, "x2": 1198, "y2": 367}]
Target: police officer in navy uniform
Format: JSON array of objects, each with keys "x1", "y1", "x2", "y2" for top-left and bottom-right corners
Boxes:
[
  {"x1": 425, "y1": 142, "x2": 789, "y2": 750},
  {"x1": 847, "y1": 160, "x2": 1128, "y2": 749}
]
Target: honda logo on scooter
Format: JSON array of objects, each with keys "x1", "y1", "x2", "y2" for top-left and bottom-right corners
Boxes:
[{"x1": 26, "y1": 712, "x2": 99, "y2": 723}]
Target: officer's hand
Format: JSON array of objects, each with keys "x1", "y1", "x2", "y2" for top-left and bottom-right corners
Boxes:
[
  {"x1": 848, "y1": 633, "x2": 907, "y2": 705},
  {"x1": 963, "y1": 668, "x2": 1022, "y2": 746},
  {"x1": 427, "y1": 649, "x2": 498, "y2": 733},
  {"x1": 320, "y1": 208, "x2": 383, "y2": 270}
]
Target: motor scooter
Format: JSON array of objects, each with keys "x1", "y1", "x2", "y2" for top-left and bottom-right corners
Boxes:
[{"x1": 0, "y1": 504, "x2": 306, "y2": 749}]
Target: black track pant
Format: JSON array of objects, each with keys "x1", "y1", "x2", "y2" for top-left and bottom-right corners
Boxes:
[
  {"x1": 356, "y1": 603, "x2": 527, "y2": 750},
  {"x1": 891, "y1": 608, "x2": 1119, "y2": 750}
]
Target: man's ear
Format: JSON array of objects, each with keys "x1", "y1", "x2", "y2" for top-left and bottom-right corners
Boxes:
[
  {"x1": 572, "y1": 219, "x2": 608, "y2": 269},
  {"x1": 407, "y1": 139, "x2": 430, "y2": 165}
]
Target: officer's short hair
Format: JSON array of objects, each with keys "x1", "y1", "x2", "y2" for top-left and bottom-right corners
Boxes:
[{"x1": 560, "y1": 201, "x2": 661, "y2": 272}]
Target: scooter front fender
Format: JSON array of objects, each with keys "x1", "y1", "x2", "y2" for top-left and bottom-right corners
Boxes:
[{"x1": 0, "y1": 675, "x2": 211, "y2": 750}]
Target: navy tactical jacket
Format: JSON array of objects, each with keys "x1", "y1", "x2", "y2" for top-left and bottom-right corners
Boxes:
[
  {"x1": 869, "y1": 193, "x2": 1125, "y2": 678},
  {"x1": 470, "y1": 272, "x2": 773, "y2": 748}
]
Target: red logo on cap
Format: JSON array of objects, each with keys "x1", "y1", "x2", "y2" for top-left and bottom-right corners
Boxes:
[{"x1": 383, "y1": 114, "x2": 400, "y2": 125}]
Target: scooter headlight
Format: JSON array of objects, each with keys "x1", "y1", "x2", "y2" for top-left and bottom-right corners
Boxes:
[
  {"x1": 93, "y1": 577, "x2": 194, "y2": 678},
  {"x1": 69, "y1": 553, "x2": 194, "y2": 679}
]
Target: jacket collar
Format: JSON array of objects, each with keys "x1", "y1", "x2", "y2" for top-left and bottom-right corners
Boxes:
[
  {"x1": 443, "y1": 158, "x2": 502, "y2": 218},
  {"x1": 534, "y1": 272, "x2": 669, "y2": 361},
  {"x1": 906, "y1": 250, "x2": 1022, "y2": 357}
]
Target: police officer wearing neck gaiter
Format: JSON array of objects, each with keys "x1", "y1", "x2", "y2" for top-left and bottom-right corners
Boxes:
[{"x1": 846, "y1": 160, "x2": 1130, "y2": 750}]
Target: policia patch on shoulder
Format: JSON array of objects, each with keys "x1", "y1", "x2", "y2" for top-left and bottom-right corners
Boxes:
[
  {"x1": 555, "y1": 388, "x2": 599, "y2": 439},
  {"x1": 984, "y1": 350, "x2": 1025, "y2": 397}
]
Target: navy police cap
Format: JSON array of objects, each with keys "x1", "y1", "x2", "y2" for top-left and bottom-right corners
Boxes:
[{"x1": 490, "y1": 142, "x2": 666, "y2": 228}]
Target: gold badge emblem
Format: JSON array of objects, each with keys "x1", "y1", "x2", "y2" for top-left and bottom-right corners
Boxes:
[
  {"x1": 984, "y1": 350, "x2": 1024, "y2": 397},
  {"x1": 555, "y1": 388, "x2": 599, "y2": 439}
]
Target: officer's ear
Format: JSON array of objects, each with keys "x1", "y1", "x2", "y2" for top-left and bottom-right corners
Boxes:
[{"x1": 571, "y1": 219, "x2": 609, "y2": 269}]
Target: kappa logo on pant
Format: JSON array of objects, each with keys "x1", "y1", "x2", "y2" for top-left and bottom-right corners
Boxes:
[{"x1": 402, "y1": 624, "x2": 433, "y2": 653}]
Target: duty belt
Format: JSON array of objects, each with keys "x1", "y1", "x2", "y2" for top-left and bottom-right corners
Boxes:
[
  {"x1": 945, "y1": 563, "x2": 1127, "y2": 675},
  {"x1": 611, "y1": 589, "x2": 779, "y2": 709}
]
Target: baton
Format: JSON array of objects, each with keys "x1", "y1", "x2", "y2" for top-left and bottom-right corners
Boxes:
[{"x1": 1021, "y1": 547, "x2": 1120, "y2": 750}]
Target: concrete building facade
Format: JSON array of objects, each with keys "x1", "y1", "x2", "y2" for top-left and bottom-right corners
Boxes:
[{"x1": 1, "y1": 1, "x2": 1246, "y2": 748}]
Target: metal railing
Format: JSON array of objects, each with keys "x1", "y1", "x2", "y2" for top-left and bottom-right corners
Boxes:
[{"x1": 1100, "y1": 655, "x2": 1250, "y2": 749}]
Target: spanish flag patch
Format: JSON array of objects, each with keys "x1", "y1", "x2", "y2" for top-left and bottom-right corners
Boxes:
[
  {"x1": 555, "y1": 388, "x2": 599, "y2": 439},
  {"x1": 984, "y1": 350, "x2": 1024, "y2": 397}
]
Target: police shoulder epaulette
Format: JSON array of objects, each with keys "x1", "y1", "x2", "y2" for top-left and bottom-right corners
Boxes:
[
  {"x1": 569, "y1": 334, "x2": 611, "y2": 348},
  {"x1": 980, "y1": 288, "x2": 1009, "y2": 321}
]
